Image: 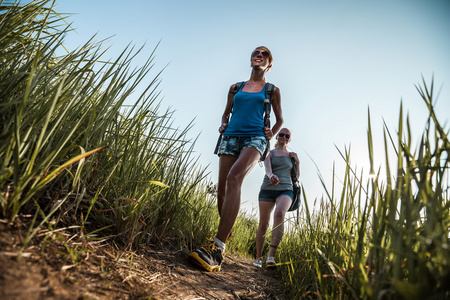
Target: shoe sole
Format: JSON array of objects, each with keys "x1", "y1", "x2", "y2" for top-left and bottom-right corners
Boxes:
[{"x1": 188, "y1": 252, "x2": 221, "y2": 272}]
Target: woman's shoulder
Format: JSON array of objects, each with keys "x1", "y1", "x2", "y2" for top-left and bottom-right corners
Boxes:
[
  {"x1": 265, "y1": 82, "x2": 279, "y2": 91},
  {"x1": 268, "y1": 84, "x2": 281, "y2": 101},
  {"x1": 272, "y1": 85, "x2": 280, "y2": 94},
  {"x1": 229, "y1": 81, "x2": 246, "y2": 92}
]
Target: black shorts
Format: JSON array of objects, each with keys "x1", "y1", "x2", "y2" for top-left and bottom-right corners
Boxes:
[{"x1": 258, "y1": 190, "x2": 293, "y2": 203}]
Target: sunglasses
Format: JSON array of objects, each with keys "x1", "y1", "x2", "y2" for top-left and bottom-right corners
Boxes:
[
  {"x1": 251, "y1": 50, "x2": 270, "y2": 58},
  {"x1": 278, "y1": 133, "x2": 290, "y2": 139}
]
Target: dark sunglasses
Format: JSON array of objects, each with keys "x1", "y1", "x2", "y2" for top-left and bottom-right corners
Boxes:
[
  {"x1": 278, "y1": 133, "x2": 290, "y2": 139},
  {"x1": 251, "y1": 50, "x2": 270, "y2": 58}
]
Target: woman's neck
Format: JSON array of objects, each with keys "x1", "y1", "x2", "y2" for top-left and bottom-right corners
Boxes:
[
  {"x1": 249, "y1": 69, "x2": 266, "y2": 83},
  {"x1": 275, "y1": 145, "x2": 288, "y2": 151}
]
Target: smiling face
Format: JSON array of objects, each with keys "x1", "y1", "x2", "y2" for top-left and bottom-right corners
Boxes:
[
  {"x1": 276, "y1": 128, "x2": 292, "y2": 144},
  {"x1": 250, "y1": 46, "x2": 273, "y2": 72}
]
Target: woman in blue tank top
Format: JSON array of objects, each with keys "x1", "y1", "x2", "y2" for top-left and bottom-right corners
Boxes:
[{"x1": 189, "y1": 46, "x2": 284, "y2": 272}]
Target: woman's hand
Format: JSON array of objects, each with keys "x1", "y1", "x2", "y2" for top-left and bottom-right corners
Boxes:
[
  {"x1": 264, "y1": 127, "x2": 273, "y2": 140},
  {"x1": 219, "y1": 123, "x2": 228, "y2": 133},
  {"x1": 269, "y1": 174, "x2": 280, "y2": 185}
]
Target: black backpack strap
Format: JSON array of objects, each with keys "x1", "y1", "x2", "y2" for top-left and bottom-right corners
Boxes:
[
  {"x1": 260, "y1": 82, "x2": 275, "y2": 161},
  {"x1": 263, "y1": 82, "x2": 275, "y2": 121},
  {"x1": 265, "y1": 83, "x2": 275, "y2": 104},
  {"x1": 227, "y1": 81, "x2": 245, "y2": 116},
  {"x1": 231, "y1": 81, "x2": 245, "y2": 95},
  {"x1": 215, "y1": 82, "x2": 245, "y2": 155},
  {"x1": 291, "y1": 157, "x2": 298, "y2": 181}
]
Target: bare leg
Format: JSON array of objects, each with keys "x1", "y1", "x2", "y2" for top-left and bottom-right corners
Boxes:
[
  {"x1": 216, "y1": 147, "x2": 260, "y2": 243},
  {"x1": 268, "y1": 195, "x2": 291, "y2": 257},
  {"x1": 256, "y1": 201, "x2": 275, "y2": 259},
  {"x1": 217, "y1": 154, "x2": 237, "y2": 216}
]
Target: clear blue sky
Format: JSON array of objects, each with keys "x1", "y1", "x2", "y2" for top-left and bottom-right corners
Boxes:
[{"x1": 57, "y1": 0, "x2": 450, "y2": 217}]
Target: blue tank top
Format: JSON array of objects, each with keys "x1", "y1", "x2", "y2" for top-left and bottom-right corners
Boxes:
[{"x1": 223, "y1": 82, "x2": 265, "y2": 137}]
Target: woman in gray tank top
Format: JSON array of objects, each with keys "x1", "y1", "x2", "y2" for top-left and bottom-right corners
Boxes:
[{"x1": 253, "y1": 128, "x2": 300, "y2": 269}]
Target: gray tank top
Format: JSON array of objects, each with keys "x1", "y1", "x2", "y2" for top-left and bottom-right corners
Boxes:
[{"x1": 260, "y1": 150, "x2": 293, "y2": 191}]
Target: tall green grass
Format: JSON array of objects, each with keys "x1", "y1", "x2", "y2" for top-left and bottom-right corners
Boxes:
[
  {"x1": 277, "y1": 78, "x2": 449, "y2": 299},
  {"x1": 0, "y1": 0, "x2": 219, "y2": 251},
  {"x1": 2, "y1": 2, "x2": 448, "y2": 299}
]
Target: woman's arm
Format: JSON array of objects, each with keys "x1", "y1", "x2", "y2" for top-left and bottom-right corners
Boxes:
[
  {"x1": 264, "y1": 152, "x2": 279, "y2": 185},
  {"x1": 264, "y1": 87, "x2": 284, "y2": 140},
  {"x1": 219, "y1": 84, "x2": 236, "y2": 133},
  {"x1": 290, "y1": 152, "x2": 300, "y2": 178},
  {"x1": 268, "y1": 86, "x2": 284, "y2": 138}
]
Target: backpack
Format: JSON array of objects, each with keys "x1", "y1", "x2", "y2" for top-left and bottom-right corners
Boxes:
[
  {"x1": 214, "y1": 81, "x2": 275, "y2": 161},
  {"x1": 288, "y1": 157, "x2": 301, "y2": 212}
]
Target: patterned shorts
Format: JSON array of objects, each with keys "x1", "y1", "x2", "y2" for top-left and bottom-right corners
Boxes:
[{"x1": 218, "y1": 136, "x2": 267, "y2": 157}]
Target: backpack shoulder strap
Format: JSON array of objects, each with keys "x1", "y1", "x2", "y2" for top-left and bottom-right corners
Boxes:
[
  {"x1": 231, "y1": 81, "x2": 245, "y2": 95},
  {"x1": 263, "y1": 82, "x2": 275, "y2": 116},
  {"x1": 291, "y1": 157, "x2": 298, "y2": 181},
  {"x1": 265, "y1": 82, "x2": 275, "y2": 103},
  {"x1": 260, "y1": 83, "x2": 275, "y2": 162},
  {"x1": 227, "y1": 81, "x2": 245, "y2": 116},
  {"x1": 264, "y1": 82, "x2": 275, "y2": 114}
]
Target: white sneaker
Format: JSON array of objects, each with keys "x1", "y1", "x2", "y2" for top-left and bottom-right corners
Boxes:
[
  {"x1": 266, "y1": 256, "x2": 276, "y2": 268},
  {"x1": 252, "y1": 258, "x2": 262, "y2": 268}
]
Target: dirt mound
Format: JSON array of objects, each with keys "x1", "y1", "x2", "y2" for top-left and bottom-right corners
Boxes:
[{"x1": 0, "y1": 218, "x2": 287, "y2": 299}]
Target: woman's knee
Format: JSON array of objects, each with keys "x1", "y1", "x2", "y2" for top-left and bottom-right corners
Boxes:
[
  {"x1": 258, "y1": 221, "x2": 270, "y2": 233},
  {"x1": 273, "y1": 209, "x2": 286, "y2": 222},
  {"x1": 274, "y1": 196, "x2": 291, "y2": 220},
  {"x1": 226, "y1": 171, "x2": 244, "y2": 187}
]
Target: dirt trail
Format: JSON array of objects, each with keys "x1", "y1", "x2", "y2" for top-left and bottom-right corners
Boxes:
[{"x1": 0, "y1": 219, "x2": 287, "y2": 299}]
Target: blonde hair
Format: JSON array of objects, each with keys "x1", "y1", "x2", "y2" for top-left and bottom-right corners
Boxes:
[
  {"x1": 251, "y1": 46, "x2": 273, "y2": 72},
  {"x1": 274, "y1": 128, "x2": 291, "y2": 149}
]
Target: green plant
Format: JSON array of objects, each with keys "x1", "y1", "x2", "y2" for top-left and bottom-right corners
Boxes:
[
  {"x1": 0, "y1": 0, "x2": 217, "y2": 252},
  {"x1": 277, "y1": 78, "x2": 449, "y2": 299}
]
